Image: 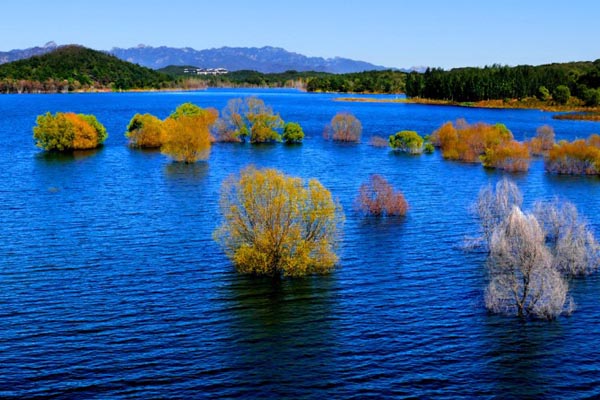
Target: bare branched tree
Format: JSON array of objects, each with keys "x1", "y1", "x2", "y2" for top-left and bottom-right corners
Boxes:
[
  {"x1": 485, "y1": 206, "x2": 572, "y2": 319},
  {"x1": 533, "y1": 199, "x2": 600, "y2": 276},
  {"x1": 475, "y1": 178, "x2": 523, "y2": 248}
]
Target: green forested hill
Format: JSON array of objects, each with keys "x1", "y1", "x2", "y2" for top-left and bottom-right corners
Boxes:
[{"x1": 0, "y1": 45, "x2": 173, "y2": 92}]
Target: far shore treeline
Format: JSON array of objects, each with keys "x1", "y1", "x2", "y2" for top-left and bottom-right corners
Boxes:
[{"x1": 2, "y1": 45, "x2": 600, "y2": 110}]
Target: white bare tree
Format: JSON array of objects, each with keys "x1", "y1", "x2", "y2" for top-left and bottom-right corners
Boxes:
[
  {"x1": 485, "y1": 206, "x2": 572, "y2": 319},
  {"x1": 475, "y1": 178, "x2": 523, "y2": 248},
  {"x1": 533, "y1": 199, "x2": 600, "y2": 276}
]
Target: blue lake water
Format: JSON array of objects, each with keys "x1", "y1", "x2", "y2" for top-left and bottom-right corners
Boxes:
[{"x1": 1, "y1": 88, "x2": 599, "y2": 398}]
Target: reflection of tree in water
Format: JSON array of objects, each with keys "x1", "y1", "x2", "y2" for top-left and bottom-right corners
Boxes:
[
  {"x1": 35, "y1": 148, "x2": 102, "y2": 163},
  {"x1": 222, "y1": 274, "x2": 339, "y2": 397},
  {"x1": 163, "y1": 162, "x2": 209, "y2": 182},
  {"x1": 482, "y1": 316, "x2": 566, "y2": 398}
]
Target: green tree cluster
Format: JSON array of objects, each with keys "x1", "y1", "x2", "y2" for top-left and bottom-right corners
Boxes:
[
  {"x1": 405, "y1": 60, "x2": 600, "y2": 105},
  {"x1": 214, "y1": 97, "x2": 291, "y2": 143},
  {"x1": 126, "y1": 103, "x2": 217, "y2": 163},
  {"x1": 33, "y1": 112, "x2": 107, "y2": 151},
  {"x1": 282, "y1": 122, "x2": 305, "y2": 143},
  {"x1": 159, "y1": 68, "x2": 406, "y2": 94},
  {"x1": 389, "y1": 130, "x2": 424, "y2": 154},
  {"x1": 306, "y1": 70, "x2": 405, "y2": 93}
]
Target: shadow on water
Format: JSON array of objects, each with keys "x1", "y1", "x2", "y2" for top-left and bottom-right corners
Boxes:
[
  {"x1": 221, "y1": 273, "x2": 339, "y2": 396},
  {"x1": 482, "y1": 315, "x2": 565, "y2": 398},
  {"x1": 34, "y1": 148, "x2": 102, "y2": 163},
  {"x1": 163, "y1": 161, "x2": 209, "y2": 182},
  {"x1": 127, "y1": 147, "x2": 162, "y2": 156}
]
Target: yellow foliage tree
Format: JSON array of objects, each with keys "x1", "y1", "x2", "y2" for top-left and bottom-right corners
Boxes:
[
  {"x1": 125, "y1": 113, "x2": 164, "y2": 148},
  {"x1": 214, "y1": 166, "x2": 344, "y2": 278},
  {"x1": 481, "y1": 140, "x2": 531, "y2": 172},
  {"x1": 33, "y1": 111, "x2": 107, "y2": 151},
  {"x1": 161, "y1": 108, "x2": 218, "y2": 163}
]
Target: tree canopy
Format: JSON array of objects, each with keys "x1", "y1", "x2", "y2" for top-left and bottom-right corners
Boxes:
[
  {"x1": 405, "y1": 61, "x2": 600, "y2": 104},
  {"x1": 324, "y1": 112, "x2": 362, "y2": 142},
  {"x1": 282, "y1": 122, "x2": 305, "y2": 143},
  {"x1": 161, "y1": 106, "x2": 218, "y2": 163},
  {"x1": 214, "y1": 97, "x2": 284, "y2": 143},
  {"x1": 389, "y1": 130, "x2": 424, "y2": 154},
  {"x1": 214, "y1": 166, "x2": 343, "y2": 278},
  {"x1": 126, "y1": 113, "x2": 164, "y2": 148},
  {"x1": 33, "y1": 112, "x2": 107, "y2": 151}
]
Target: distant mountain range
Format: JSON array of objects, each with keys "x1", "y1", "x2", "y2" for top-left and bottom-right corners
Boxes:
[
  {"x1": 110, "y1": 45, "x2": 389, "y2": 73},
  {"x1": 0, "y1": 42, "x2": 400, "y2": 73},
  {"x1": 0, "y1": 41, "x2": 58, "y2": 64}
]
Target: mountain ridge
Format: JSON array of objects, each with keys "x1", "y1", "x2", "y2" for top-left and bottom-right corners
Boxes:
[
  {"x1": 109, "y1": 44, "x2": 389, "y2": 73},
  {"x1": 0, "y1": 42, "x2": 393, "y2": 73}
]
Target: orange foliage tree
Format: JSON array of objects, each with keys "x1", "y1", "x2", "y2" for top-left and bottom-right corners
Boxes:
[
  {"x1": 324, "y1": 112, "x2": 362, "y2": 142},
  {"x1": 481, "y1": 140, "x2": 531, "y2": 172},
  {"x1": 125, "y1": 113, "x2": 164, "y2": 148},
  {"x1": 161, "y1": 106, "x2": 218, "y2": 163},
  {"x1": 33, "y1": 112, "x2": 107, "y2": 151},
  {"x1": 431, "y1": 120, "x2": 513, "y2": 162},
  {"x1": 430, "y1": 119, "x2": 531, "y2": 170},
  {"x1": 545, "y1": 136, "x2": 600, "y2": 175},
  {"x1": 587, "y1": 133, "x2": 600, "y2": 149},
  {"x1": 64, "y1": 112, "x2": 99, "y2": 150},
  {"x1": 355, "y1": 174, "x2": 408, "y2": 216}
]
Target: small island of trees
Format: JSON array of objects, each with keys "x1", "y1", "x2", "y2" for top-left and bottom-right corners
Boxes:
[
  {"x1": 33, "y1": 112, "x2": 107, "y2": 151},
  {"x1": 430, "y1": 119, "x2": 531, "y2": 172}
]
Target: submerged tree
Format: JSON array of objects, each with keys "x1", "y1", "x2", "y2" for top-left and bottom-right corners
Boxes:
[
  {"x1": 213, "y1": 98, "x2": 246, "y2": 142},
  {"x1": 430, "y1": 120, "x2": 514, "y2": 164},
  {"x1": 161, "y1": 105, "x2": 218, "y2": 163},
  {"x1": 324, "y1": 112, "x2": 362, "y2": 142},
  {"x1": 355, "y1": 174, "x2": 408, "y2": 217},
  {"x1": 480, "y1": 140, "x2": 531, "y2": 172},
  {"x1": 214, "y1": 97, "x2": 283, "y2": 143},
  {"x1": 245, "y1": 97, "x2": 283, "y2": 143},
  {"x1": 389, "y1": 130, "x2": 424, "y2": 154},
  {"x1": 33, "y1": 111, "x2": 107, "y2": 151},
  {"x1": 214, "y1": 166, "x2": 344, "y2": 278},
  {"x1": 125, "y1": 113, "x2": 164, "y2": 148},
  {"x1": 475, "y1": 178, "x2": 524, "y2": 248},
  {"x1": 474, "y1": 178, "x2": 600, "y2": 319},
  {"x1": 485, "y1": 206, "x2": 571, "y2": 319},
  {"x1": 527, "y1": 125, "x2": 555, "y2": 156},
  {"x1": 533, "y1": 199, "x2": 600, "y2": 276},
  {"x1": 545, "y1": 136, "x2": 600, "y2": 175},
  {"x1": 282, "y1": 122, "x2": 305, "y2": 143}
]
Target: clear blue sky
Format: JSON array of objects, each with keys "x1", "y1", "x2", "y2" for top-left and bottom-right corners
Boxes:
[{"x1": 1, "y1": 0, "x2": 598, "y2": 69}]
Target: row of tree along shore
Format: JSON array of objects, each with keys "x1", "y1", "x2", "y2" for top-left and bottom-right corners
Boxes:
[{"x1": 4, "y1": 45, "x2": 600, "y2": 116}]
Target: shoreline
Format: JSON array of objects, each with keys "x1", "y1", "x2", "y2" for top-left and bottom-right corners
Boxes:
[{"x1": 334, "y1": 96, "x2": 600, "y2": 116}]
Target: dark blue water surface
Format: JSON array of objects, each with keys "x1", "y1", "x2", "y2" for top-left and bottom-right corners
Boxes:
[{"x1": 1, "y1": 89, "x2": 600, "y2": 398}]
